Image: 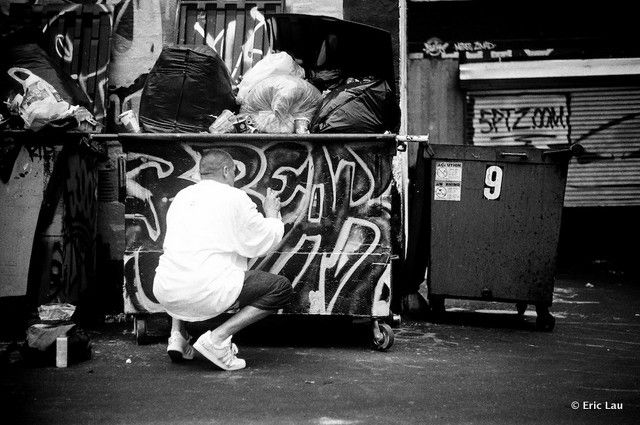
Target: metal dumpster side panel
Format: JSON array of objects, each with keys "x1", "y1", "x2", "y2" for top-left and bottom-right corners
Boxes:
[
  {"x1": 0, "y1": 133, "x2": 99, "y2": 310},
  {"x1": 426, "y1": 145, "x2": 568, "y2": 305},
  {"x1": 120, "y1": 135, "x2": 396, "y2": 318}
]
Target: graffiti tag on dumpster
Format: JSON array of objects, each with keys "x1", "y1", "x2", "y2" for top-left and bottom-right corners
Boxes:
[{"x1": 122, "y1": 141, "x2": 395, "y2": 317}]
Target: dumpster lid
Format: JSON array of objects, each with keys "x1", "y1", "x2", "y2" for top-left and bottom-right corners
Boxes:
[
  {"x1": 423, "y1": 143, "x2": 573, "y2": 165},
  {"x1": 266, "y1": 14, "x2": 396, "y2": 92}
]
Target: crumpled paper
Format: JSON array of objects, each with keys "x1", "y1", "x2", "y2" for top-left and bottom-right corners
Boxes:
[{"x1": 38, "y1": 303, "x2": 76, "y2": 322}]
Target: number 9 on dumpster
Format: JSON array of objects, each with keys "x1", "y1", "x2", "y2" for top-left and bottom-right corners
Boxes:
[{"x1": 484, "y1": 165, "x2": 503, "y2": 200}]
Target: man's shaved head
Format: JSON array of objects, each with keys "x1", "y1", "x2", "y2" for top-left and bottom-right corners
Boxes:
[
  {"x1": 200, "y1": 149, "x2": 234, "y2": 175},
  {"x1": 200, "y1": 149, "x2": 235, "y2": 186}
]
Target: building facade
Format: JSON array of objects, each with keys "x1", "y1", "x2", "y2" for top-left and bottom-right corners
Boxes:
[{"x1": 406, "y1": 0, "x2": 640, "y2": 276}]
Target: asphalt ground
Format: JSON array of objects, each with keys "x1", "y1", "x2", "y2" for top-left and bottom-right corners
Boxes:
[{"x1": 1, "y1": 273, "x2": 639, "y2": 425}]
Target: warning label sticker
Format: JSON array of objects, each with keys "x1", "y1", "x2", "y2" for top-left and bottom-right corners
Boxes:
[
  {"x1": 434, "y1": 181, "x2": 461, "y2": 201},
  {"x1": 435, "y1": 162, "x2": 463, "y2": 182},
  {"x1": 434, "y1": 162, "x2": 462, "y2": 201}
]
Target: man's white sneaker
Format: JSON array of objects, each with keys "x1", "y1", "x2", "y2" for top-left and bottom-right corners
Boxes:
[
  {"x1": 167, "y1": 331, "x2": 195, "y2": 363},
  {"x1": 193, "y1": 331, "x2": 246, "y2": 371}
]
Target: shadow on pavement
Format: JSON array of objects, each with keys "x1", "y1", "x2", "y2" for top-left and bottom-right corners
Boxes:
[{"x1": 189, "y1": 315, "x2": 377, "y2": 349}]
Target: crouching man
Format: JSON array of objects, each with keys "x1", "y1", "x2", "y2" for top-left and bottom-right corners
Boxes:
[{"x1": 153, "y1": 149, "x2": 292, "y2": 371}]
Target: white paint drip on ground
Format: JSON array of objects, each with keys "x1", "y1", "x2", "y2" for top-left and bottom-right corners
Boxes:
[
  {"x1": 552, "y1": 299, "x2": 600, "y2": 304},
  {"x1": 447, "y1": 307, "x2": 568, "y2": 319},
  {"x1": 316, "y1": 418, "x2": 362, "y2": 425},
  {"x1": 474, "y1": 309, "x2": 568, "y2": 319}
]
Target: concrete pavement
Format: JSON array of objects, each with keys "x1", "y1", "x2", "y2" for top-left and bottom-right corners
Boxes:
[{"x1": 1, "y1": 273, "x2": 639, "y2": 424}]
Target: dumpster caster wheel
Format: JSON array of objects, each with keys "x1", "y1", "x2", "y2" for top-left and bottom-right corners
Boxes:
[
  {"x1": 535, "y1": 306, "x2": 555, "y2": 332},
  {"x1": 135, "y1": 317, "x2": 148, "y2": 345},
  {"x1": 516, "y1": 302, "x2": 527, "y2": 316},
  {"x1": 372, "y1": 322, "x2": 394, "y2": 351},
  {"x1": 390, "y1": 314, "x2": 402, "y2": 328}
]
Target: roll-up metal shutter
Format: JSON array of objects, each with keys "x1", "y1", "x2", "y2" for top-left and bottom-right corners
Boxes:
[
  {"x1": 466, "y1": 87, "x2": 640, "y2": 207},
  {"x1": 565, "y1": 88, "x2": 640, "y2": 207},
  {"x1": 467, "y1": 93, "x2": 570, "y2": 148}
]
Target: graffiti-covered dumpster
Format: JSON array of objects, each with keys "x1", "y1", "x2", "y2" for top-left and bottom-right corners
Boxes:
[{"x1": 99, "y1": 132, "x2": 403, "y2": 350}]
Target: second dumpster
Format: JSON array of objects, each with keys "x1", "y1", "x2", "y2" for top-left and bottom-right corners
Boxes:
[{"x1": 414, "y1": 143, "x2": 576, "y2": 331}]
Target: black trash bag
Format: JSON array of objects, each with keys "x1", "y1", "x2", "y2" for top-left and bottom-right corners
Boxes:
[
  {"x1": 139, "y1": 45, "x2": 238, "y2": 133},
  {"x1": 0, "y1": 42, "x2": 92, "y2": 121},
  {"x1": 310, "y1": 79, "x2": 400, "y2": 134},
  {"x1": 308, "y1": 69, "x2": 346, "y2": 93},
  {"x1": 267, "y1": 14, "x2": 396, "y2": 91}
]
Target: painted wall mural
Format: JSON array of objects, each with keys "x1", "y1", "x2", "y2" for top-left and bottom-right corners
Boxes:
[
  {"x1": 108, "y1": 0, "x2": 272, "y2": 129},
  {"x1": 122, "y1": 139, "x2": 396, "y2": 317},
  {"x1": 20, "y1": 1, "x2": 172, "y2": 126},
  {"x1": 37, "y1": 2, "x2": 113, "y2": 122},
  {"x1": 21, "y1": 1, "x2": 272, "y2": 129}
]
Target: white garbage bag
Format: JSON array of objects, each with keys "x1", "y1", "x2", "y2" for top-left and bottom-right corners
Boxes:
[
  {"x1": 240, "y1": 75, "x2": 322, "y2": 134},
  {"x1": 7, "y1": 67, "x2": 72, "y2": 131},
  {"x1": 236, "y1": 52, "x2": 305, "y2": 104}
]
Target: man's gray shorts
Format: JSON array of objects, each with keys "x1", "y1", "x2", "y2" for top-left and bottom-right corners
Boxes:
[{"x1": 235, "y1": 270, "x2": 293, "y2": 311}]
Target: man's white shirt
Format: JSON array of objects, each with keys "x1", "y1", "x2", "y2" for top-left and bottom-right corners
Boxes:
[{"x1": 153, "y1": 180, "x2": 284, "y2": 321}]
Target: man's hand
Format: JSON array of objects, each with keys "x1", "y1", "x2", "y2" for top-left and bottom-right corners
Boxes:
[{"x1": 263, "y1": 188, "x2": 281, "y2": 219}]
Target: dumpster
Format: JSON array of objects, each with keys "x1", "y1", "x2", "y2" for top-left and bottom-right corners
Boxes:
[
  {"x1": 0, "y1": 131, "x2": 102, "y2": 324},
  {"x1": 415, "y1": 143, "x2": 578, "y2": 331},
  {"x1": 91, "y1": 11, "x2": 409, "y2": 350},
  {"x1": 98, "y1": 132, "x2": 406, "y2": 350},
  {"x1": 0, "y1": 3, "x2": 109, "y2": 327}
]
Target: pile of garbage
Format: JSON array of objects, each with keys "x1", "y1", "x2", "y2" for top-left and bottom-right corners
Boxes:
[
  {"x1": 1, "y1": 39, "x2": 399, "y2": 135},
  {"x1": 19, "y1": 303, "x2": 92, "y2": 368},
  {"x1": 0, "y1": 41, "x2": 101, "y2": 133},
  {"x1": 132, "y1": 45, "x2": 400, "y2": 136}
]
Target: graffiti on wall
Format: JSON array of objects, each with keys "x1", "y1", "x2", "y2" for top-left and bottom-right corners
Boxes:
[
  {"x1": 190, "y1": 5, "x2": 269, "y2": 84},
  {"x1": 420, "y1": 37, "x2": 554, "y2": 60},
  {"x1": 108, "y1": 0, "x2": 167, "y2": 129},
  {"x1": 123, "y1": 140, "x2": 395, "y2": 317},
  {"x1": 468, "y1": 89, "x2": 640, "y2": 206},
  {"x1": 30, "y1": 1, "x2": 269, "y2": 128},
  {"x1": 471, "y1": 94, "x2": 570, "y2": 147},
  {"x1": 40, "y1": 2, "x2": 113, "y2": 122},
  {"x1": 108, "y1": 1, "x2": 270, "y2": 128},
  {"x1": 423, "y1": 37, "x2": 499, "y2": 59},
  {"x1": 30, "y1": 1, "x2": 170, "y2": 125},
  {"x1": 0, "y1": 136, "x2": 98, "y2": 306}
]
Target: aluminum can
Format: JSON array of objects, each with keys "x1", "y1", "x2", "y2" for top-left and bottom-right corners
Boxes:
[{"x1": 56, "y1": 336, "x2": 68, "y2": 368}]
